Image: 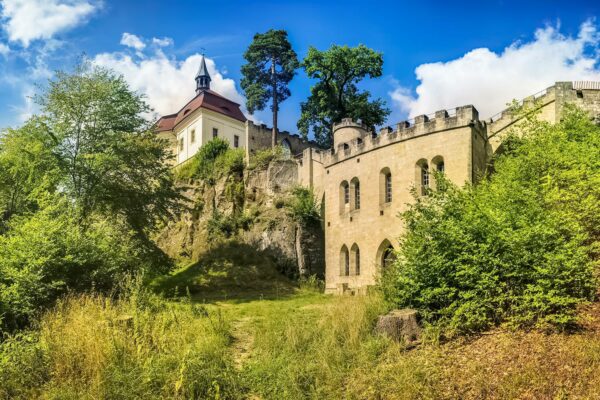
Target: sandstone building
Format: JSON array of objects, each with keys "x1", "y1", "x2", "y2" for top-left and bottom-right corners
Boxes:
[
  {"x1": 155, "y1": 66, "x2": 600, "y2": 295},
  {"x1": 296, "y1": 81, "x2": 600, "y2": 294}
]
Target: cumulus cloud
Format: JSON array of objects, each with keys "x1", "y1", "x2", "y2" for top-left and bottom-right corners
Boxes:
[
  {"x1": 0, "y1": 0, "x2": 99, "y2": 47},
  {"x1": 92, "y1": 49, "x2": 245, "y2": 117},
  {"x1": 390, "y1": 20, "x2": 600, "y2": 119},
  {"x1": 0, "y1": 42, "x2": 8, "y2": 55},
  {"x1": 120, "y1": 32, "x2": 145, "y2": 50}
]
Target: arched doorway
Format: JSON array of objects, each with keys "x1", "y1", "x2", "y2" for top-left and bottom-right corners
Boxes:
[
  {"x1": 376, "y1": 239, "x2": 396, "y2": 269},
  {"x1": 382, "y1": 245, "x2": 395, "y2": 268}
]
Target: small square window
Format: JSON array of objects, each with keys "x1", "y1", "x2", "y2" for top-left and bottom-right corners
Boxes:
[
  {"x1": 212, "y1": 128, "x2": 218, "y2": 138},
  {"x1": 234, "y1": 135, "x2": 240, "y2": 148}
]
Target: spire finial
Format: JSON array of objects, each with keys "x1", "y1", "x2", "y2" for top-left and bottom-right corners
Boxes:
[{"x1": 195, "y1": 53, "x2": 211, "y2": 94}]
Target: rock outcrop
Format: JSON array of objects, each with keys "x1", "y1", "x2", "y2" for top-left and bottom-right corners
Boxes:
[{"x1": 156, "y1": 159, "x2": 325, "y2": 279}]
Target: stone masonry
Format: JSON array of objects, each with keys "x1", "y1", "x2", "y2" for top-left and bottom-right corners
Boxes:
[{"x1": 294, "y1": 81, "x2": 600, "y2": 294}]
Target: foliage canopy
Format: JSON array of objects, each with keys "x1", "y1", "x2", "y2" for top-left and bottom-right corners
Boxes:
[
  {"x1": 241, "y1": 29, "x2": 299, "y2": 147},
  {"x1": 298, "y1": 44, "x2": 390, "y2": 147},
  {"x1": 382, "y1": 106, "x2": 600, "y2": 335}
]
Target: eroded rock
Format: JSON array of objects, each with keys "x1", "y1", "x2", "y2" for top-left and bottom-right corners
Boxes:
[{"x1": 375, "y1": 309, "x2": 421, "y2": 345}]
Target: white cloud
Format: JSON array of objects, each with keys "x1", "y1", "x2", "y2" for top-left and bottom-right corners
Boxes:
[
  {"x1": 120, "y1": 32, "x2": 145, "y2": 50},
  {"x1": 0, "y1": 42, "x2": 8, "y2": 55},
  {"x1": 92, "y1": 50, "x2": 245, "y2": 117},
  {"x1": 390, "y1": 20, "x2": 600, "y2": 119},
  {"x1": 0, "y1": 0, "x2": 99, "y2": 47},
  {"x1": 152, "y1": 37, "x2": 173, "y2": 47}
]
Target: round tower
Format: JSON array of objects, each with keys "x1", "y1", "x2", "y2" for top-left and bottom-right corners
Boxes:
[{"x1": 332, "y1": 118, "x2": 369, "y2": 150}]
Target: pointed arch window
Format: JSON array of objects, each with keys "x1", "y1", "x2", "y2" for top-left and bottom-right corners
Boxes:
[
  {"x1": 340, "y1": 245, "x2": 350, "y2": 276},
  {"x1": 350, "y1": 177, "x2": 360, "y2": 210},
  {"x1": 421, "y1": 164, "x2": 429, "y2": 188},
  {"x1": 351, "y1": 244, "x2": 361, "y2": 276},
  {"x1": 379, "y1": 168, "x2": 392, "y2": 204},
  {"x1": 416, "y1": 159, "x2": 429, "y2": 196},
  {"x1": 385, "y1": 173, "x2": 392, "y2": 202},
  {"x1": 340, "y1": 181, "x2": 350, "y2": 214}
]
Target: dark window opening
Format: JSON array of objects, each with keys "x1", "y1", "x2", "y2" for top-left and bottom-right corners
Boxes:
[{"x1": 385, "y1": 173, "x2": 392, "y2": 203}]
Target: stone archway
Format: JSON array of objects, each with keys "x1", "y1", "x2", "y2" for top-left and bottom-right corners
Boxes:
[{"x1": 376, "y1": 239, "x2": 396, "y2": 269}]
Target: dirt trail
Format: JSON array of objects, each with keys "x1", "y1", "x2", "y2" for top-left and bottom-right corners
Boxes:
[{"x1": 231, "y1": 316, "x2": 255, "y2": 370}]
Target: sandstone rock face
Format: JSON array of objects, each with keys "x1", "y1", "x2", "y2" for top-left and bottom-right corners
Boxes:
[
  {"x1": 375, "y1": 309, "x2": 421, "y2": 345},
  {"x1": 156, "y1": 160, "x2": 325, "y2": 278}
]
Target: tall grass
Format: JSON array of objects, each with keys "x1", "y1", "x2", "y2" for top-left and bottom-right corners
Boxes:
[
  {"x1": 243, "y1": 293, "x2": 399, "y2": 399},
  {"x1": 0, "y1": 281, "x2": 243, "y2": 399},
  {"x1": 3, "y1": 287, "x2": 600, "y2": 399}
]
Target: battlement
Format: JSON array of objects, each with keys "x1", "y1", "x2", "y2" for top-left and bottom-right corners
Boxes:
[
  {"x1": 333, "y1": 118, "x2": 369, "y2": 133},
  {"x1": 245, "y1": 120, "x2": 321, "y2": 159},
  {"x1": 325, "y1": 105, "x2": 482, "y2": 166}
]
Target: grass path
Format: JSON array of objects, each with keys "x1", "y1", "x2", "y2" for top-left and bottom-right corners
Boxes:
[{"x1": 231, "y1": 316, "x2": 256, "y2": 370}]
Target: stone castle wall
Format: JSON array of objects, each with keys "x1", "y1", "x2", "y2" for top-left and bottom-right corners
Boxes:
[
  {"x1": 245, "y1": 121, "x2": 319, "y2": 160},
  {"x1": 294, "y1": 81, "x2": 600, "y2": 294}
]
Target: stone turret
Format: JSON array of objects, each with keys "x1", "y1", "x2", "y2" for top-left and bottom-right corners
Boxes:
[{"x1": 332, "y1": 118, "x2": 369, "y2": 153}]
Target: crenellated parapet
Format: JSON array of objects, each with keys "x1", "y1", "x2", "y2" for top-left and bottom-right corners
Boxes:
[
  {"x1": 245, "y1": 120, "x2": 321, "y2": 158},
  {"x1": 324, "y1": 105, "x2": 483, "y2": 167}
]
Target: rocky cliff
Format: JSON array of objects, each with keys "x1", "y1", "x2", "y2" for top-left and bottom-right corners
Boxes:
[{"x1": 156, "y1": 159, "x2": 325, "y2": 279}]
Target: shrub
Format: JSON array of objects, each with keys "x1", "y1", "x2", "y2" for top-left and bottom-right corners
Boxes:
[
  {"x1": 288, "y1": 186, "x2": 321, "y2": 226},
  {"x1": 176, "y1": 137, "x2": 231, "y2": 181},
  {"x1": 248, "y1": 145, "x2": 284, "y2": 170},
  {"x1": 381, "y1": 106, "x2": 600, "y2": 335},
  {"x1": 0, "y1": 199, "x2": 156, "y2": 332}
]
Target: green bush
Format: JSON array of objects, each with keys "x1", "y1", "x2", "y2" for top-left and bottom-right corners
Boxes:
[
  {"x1": 248, "y1": 145, "x2": 285, "y2": 170},
  {"x1": 176, "y1": 139, "x2": 246, "y2": 186},
  {"x1": 176, "y1": 137, "x2": 231, "y2": 181},
  {"x1": 288, "y1": 186, "x2": 321, "y2": 226},
  {"x1": 381, "y1": 106, "x2": 599, "y2": 335},
  {"x1": 0, "y1": 199, "x2": 155, "y2": 332}
]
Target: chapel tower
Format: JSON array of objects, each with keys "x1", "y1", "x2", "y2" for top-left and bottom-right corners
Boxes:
[{"x1": 195, "y1": 55, "x2": 211, "y2": 94}]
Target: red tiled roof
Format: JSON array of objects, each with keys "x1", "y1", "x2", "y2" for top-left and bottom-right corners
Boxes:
[{"x1": 155, "y1": 89, "x2": 246, "y2": 132}]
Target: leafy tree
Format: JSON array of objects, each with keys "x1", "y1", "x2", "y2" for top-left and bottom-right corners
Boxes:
[
  {"x1": 381, "y1": 106, "x2": 600, "y2": 335},
  {"x1": 0, "y1": 119, "x2": 59, "y2": 232},
  {"x1": 288, "y1": 186, "x2": 321, "y2": 226},
  {"x1": 241, "y1": 29, "x2": 299, "y2": 148},
  {"x1": 35, "y1": 61, "x2": 182, "y2": 235},
  {"x1": 298, "y1": 44, "x2": 390, "y2": 147},
  {"x1": 0, "y1": 62, "x2": 183, "y2": 331}
]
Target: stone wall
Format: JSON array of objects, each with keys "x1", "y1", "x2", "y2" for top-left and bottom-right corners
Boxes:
[
  {"x1": 320, "y1": 110, "x2": 487, "y2": 293},
  {"x1": 314, "y1": 81, "x2": 600, "y2": 294},
  {"x1": 245, "y1": 120, "x2": 320, "y2": 159}
]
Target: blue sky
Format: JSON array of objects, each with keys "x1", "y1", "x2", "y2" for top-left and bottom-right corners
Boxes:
[{"x1": 1, "y1": 0, "x2": 600, "y2": 135}]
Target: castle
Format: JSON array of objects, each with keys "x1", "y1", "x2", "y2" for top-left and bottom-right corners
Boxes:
[
  {"x1": 296, "y1": 81, "x2": 600, "y2": 294},
  {"x1": 154, "y1": 60, "x2": 600, "y2": 295}
]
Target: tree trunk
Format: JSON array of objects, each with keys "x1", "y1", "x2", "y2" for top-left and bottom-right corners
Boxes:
[{"x1": 271, "y1": 57, "x2": 278, "y2": 149}]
